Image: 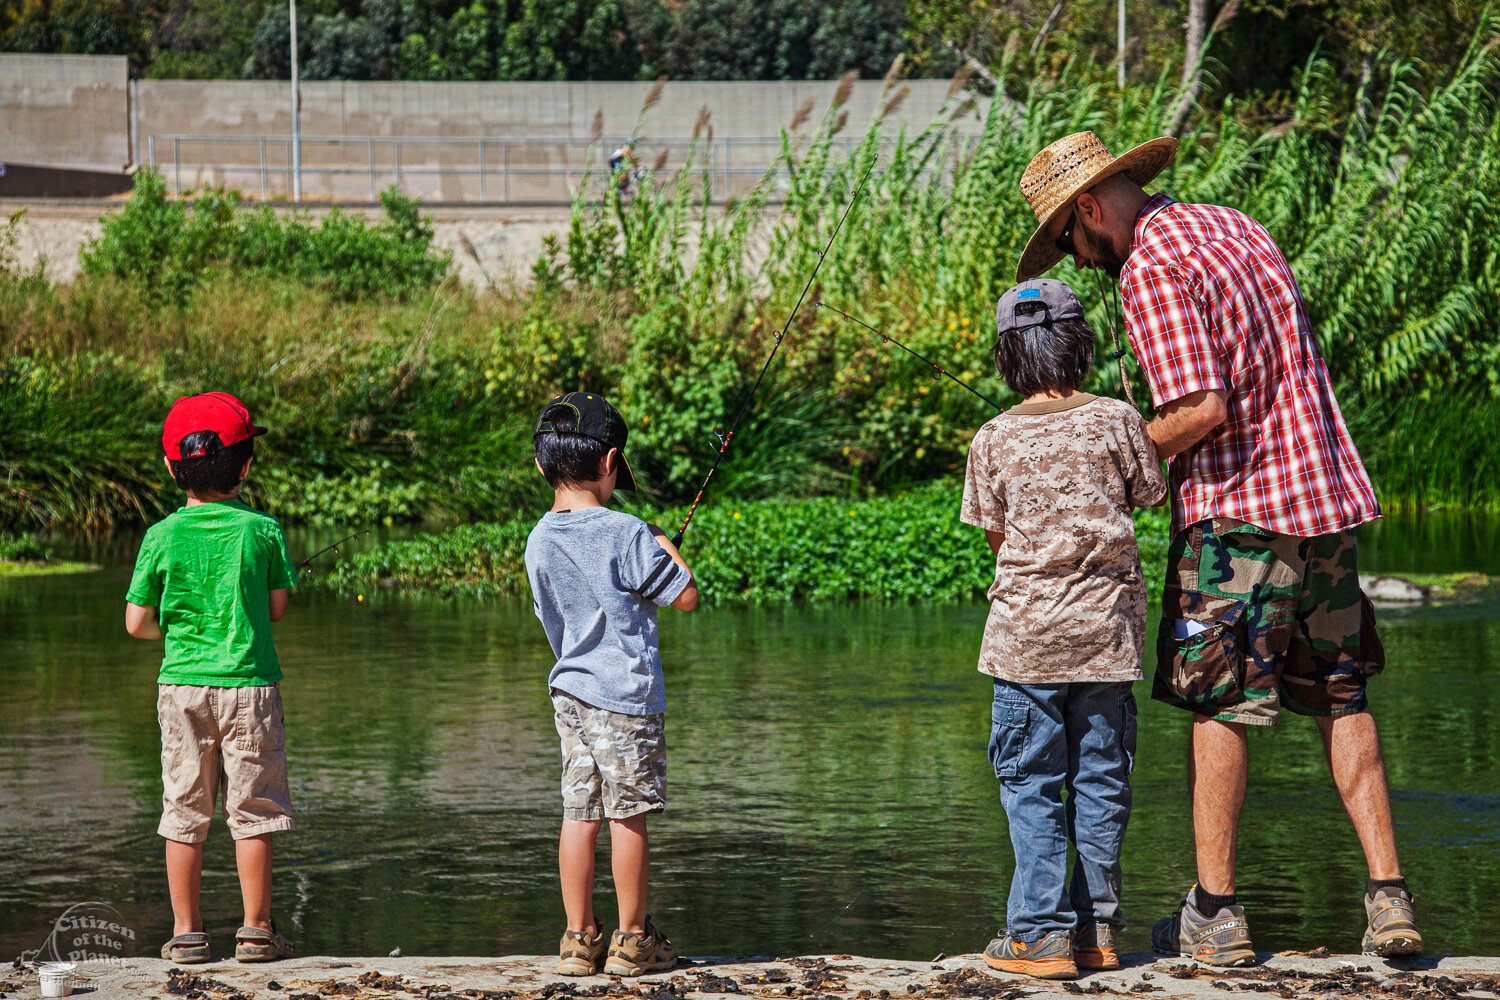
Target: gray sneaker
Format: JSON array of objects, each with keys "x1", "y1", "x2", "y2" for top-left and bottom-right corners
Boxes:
[
  {"x1": 1363, "y1": 887, "x2": 1422, "y2": 957},
  {"x1": 1151, "y1": 890, "x2": 1256, "y2": 967},
  {"x1": 981, "y1": 930, "x2": 1079, "y2": 980}
]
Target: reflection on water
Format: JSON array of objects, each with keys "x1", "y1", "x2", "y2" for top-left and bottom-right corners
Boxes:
[{"x1": 3, "y1": 520, "x2": 1500, "y2": 961}]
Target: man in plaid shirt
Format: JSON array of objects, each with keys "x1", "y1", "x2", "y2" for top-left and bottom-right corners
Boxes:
[{"x1": 1012, "y1": 132, "x2": 1421, "y2": 964}]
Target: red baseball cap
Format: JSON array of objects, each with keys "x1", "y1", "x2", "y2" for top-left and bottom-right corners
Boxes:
[{"x1": 162, "y1": 392, "x2": 267, "y2": 460}]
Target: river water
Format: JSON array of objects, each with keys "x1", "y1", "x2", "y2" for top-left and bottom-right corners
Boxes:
[{"x1": 3, "y1": 514, "x2": 1499, "y2": 961}]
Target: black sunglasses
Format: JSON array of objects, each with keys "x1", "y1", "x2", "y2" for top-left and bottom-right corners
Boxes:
[{"x1": 1054, "y1": 210, "x2": 1078, "y2": 256}]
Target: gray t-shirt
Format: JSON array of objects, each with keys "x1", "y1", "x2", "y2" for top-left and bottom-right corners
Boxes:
[{"x1": 525, "y1": 507, "x2": 693, "y2": 716}]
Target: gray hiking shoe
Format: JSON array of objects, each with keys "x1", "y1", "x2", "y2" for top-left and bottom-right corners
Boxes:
[
  {"x1": 1363, "y1": 886, "x2": 1422, "y2": 957},
  {"x1": 981, "y1": 929, "x2": 1079, "y2": 980},
  {"x1": 1152, "y1": 889, "x2": 1256, "y2": 967}
]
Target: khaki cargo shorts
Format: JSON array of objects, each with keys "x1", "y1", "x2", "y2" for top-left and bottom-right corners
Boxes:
[
  {"x1": 552, "y1": 690, "x2": 666, "y2": 821},
  {"x1": 1152, "y1": 518, "x2": 1385, "y2": 726},
  {"x1": 158, "y1": 684, "x2": 295, "y2": 842}
]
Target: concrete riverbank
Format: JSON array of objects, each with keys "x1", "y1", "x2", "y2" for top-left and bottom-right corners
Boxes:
[{"x1": 8, "y1": 951, "x2": 1500, "y2": 1000}]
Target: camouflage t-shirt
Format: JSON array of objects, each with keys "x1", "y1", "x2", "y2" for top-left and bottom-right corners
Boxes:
[{"x1": 961, "y1": 393, "x2": 1168, "y2": 684}]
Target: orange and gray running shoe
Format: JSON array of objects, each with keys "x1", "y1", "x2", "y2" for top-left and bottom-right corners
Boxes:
[
  {"x1": 982, "y1": 930, "x2": 1079, "y2": 980},
  {"x1": 1074, "y1": 922, "x2": 1121, "y2": 971},
  {"x1": 1363, "y1": 886, "x2": 1423, "y2": 957},
  {"x1": 1151, "y1": 890, "x2": 1257, "y2": 967}
]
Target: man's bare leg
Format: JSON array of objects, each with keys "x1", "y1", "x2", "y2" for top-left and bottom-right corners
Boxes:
[
  {"x1": 1316, "y1": 712, "x2": 1401, "y2": 878},
  {"x1": 1190, "y1": 717, "x2": 1248, "y2": 895}
]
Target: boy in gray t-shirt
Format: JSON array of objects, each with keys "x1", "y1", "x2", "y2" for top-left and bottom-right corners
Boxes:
[{"x1": 524, "y1": 391, "x2": 697, "y2": 979}]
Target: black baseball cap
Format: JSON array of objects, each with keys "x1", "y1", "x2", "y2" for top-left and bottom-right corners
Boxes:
[{"x1": 533, "y1": 391, "x2": 637, "y2": 491}]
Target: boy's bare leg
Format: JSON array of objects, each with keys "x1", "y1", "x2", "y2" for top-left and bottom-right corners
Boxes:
[
  {"x1": 1317, "y1": 712, "x2": 1402, "y2": 879},
  {"x1": 165, "y1": 839, "x2": 204, "y2": 936},
  {"x1": 1190, "y1": 717, "x2": 1248, "y2": 895},
  {"x1": 236, "y1": 833, "x2": 274, "y2": 930},
  {"x1": 610, "y1": 814, "x2": 649, "y2": 935},
  {"x1": 560, "y1": 819, "x2": 603, "y2": 932}
]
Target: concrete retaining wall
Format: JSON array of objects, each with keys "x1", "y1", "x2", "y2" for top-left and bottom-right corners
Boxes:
[
  {"x1": 3, "y1": 56, "x2": 987, "y2": 200},
  {"x1": 0, "y1": 54, "x2": 129, "y2": 172},
  {"x1": 136, "y1": 78, "x2": 982, "y2": 140}
]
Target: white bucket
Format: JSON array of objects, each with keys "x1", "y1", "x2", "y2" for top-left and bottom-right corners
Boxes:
[{"x1": 38, "y1": 963, "x2": 76, "y2": 997}]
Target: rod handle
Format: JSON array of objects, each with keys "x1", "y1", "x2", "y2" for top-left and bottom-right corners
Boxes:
[{"x1": 670, "y1": 530, "x2": 685, "y2": 549}]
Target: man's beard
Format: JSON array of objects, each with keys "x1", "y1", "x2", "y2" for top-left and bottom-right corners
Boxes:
[{"x1": 1080, "y1": 218, "x2": 1128, "y2": 280}]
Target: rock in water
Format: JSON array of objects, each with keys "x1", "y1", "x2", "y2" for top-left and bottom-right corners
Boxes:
[{"x1": 1360, "y1": 575, "x2": 1429, "y2": 602}]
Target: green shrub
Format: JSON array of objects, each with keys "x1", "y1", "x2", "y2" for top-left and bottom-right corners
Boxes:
[
  {"x1": 321, "y1": 481, "x2": 1173, "y2": 604},
  {"x1": 80, "y1": 171, "x2": 452, "y2": 304},
  {"x1": 0, "y1": 531, "x2": 50, "y2": 562}
]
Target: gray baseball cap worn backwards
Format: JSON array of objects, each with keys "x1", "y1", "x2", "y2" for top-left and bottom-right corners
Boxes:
[
  {"x1": 534, "y1": 390, "x2": 638, "y2": 490},
  {"x1": 995, "y1": 278, "x2": 1086, "y2": 337}
]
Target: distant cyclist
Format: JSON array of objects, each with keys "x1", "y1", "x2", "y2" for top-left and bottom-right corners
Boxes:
[{"x1": 609, "y1": 140, "x2": 639, "y2": 194}]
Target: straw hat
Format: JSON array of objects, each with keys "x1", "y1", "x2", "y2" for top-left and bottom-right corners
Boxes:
[{"x1": 1015, "y1": 131, "x2": 1178, "y2": 282}]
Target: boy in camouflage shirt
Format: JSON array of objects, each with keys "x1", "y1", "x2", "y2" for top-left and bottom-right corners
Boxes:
[{"x1": 962, "y1": 280, "x2": 1167, "y2": 980}]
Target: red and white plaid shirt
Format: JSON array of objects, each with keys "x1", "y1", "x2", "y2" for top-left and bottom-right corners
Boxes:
[{"x1": 1120, "y1": 194, "x2": 1379, "y2": 537}]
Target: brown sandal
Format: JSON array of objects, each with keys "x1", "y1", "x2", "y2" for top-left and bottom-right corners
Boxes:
[
  {"x1": 234, "y1": 921, "x2": 295, "y2": 962},
  {"x1": 160, "y1": 931, "x2": 211, "y2": 964}
]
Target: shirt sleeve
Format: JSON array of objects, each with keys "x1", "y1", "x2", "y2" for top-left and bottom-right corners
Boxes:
[
  {"x1": 620, "y1": 523, "x2": 692, "y2": 607},
  {"x1": 265, "y1": 522, "x2": 299, "y2": 590},
  {"x1": 1122, "y1": 261, "x2": 1227, "y2": 408},
  {"x1": 126, "y1": 530, "x2": 163, "y2": 606},
  {"x1": 1123, "y1": 411, "x2": 1169, "y2": 509},
  {"x1": 960, "y1": 426, "x2": 1006, "y2": 533}
]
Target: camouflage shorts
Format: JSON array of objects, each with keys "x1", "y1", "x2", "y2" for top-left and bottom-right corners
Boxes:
[
  {"x1": 552, "y1": 690, "x2": 666, "y2": 821},
  {"x1": 1152, "y1": 518, "x2": 1385, "y2": 726}
]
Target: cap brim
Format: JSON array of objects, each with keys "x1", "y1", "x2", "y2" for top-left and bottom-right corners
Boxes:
[
  {"x1": 1014, "y1": 137, "x2": 1179, "y2": 283},
  {"x1": 617, "y1": 452, "x2": 637, "y2": 491}
]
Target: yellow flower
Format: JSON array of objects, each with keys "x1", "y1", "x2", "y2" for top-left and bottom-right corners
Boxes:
[
  {"x1": 733, "y1": 511, "x2": 741, "y2": 519},
  {"x1": 960, "y1": 317, "x2": 971, "y2": 327}
]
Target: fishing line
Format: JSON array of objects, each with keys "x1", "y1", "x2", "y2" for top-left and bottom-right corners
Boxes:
[
  {"x1": 1091, "y1": 266, "x2": 1136, "y2": 406},
  {"x1": 815, "y1": 301, "x2": 1035, "y2": 545},
  {"x1": 815, "y1": 302, "x2": 1005, "y2": 412},
  {"x1": 297, "y1": 531, "x2": 371, "y2": 575},
  {"x1": 670, "y1": 159, "x2": 877, "y2": 548}
]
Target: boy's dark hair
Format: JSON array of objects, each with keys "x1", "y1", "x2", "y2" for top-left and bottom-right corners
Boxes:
[
  {"x1": 993, "y1": 317, "x2": 1095, "y2": 397},
  {"x1": 534, "y1": 404, "x2": 610, "y2": 488},
  {"x1": 168, "y1": 433, "x2": 255, "y2": 497}
]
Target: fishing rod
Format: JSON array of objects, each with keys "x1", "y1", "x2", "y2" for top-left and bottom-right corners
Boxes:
[
  {"x1": 815, "y1": 301, "x2": 1006, "y2": 412},
  {"x1": 670, "y1": 159, "x2": 876, "y2": 548},
  {"x1": 297, "y1": 531, "x2": 369, "y2": 574}
]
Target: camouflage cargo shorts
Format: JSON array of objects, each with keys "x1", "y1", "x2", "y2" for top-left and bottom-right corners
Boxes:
[
  {"x1": 1152, "y1": 517, "x2": 1385, "y2": 726},
  {"x1": 552, "y1": 690, "x2": 666, "y2": 821}
]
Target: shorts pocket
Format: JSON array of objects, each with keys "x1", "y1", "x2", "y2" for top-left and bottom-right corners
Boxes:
[
  {"x1": 1156, "y1": 590, "x2": 1248, "y2": 714},
  {"x1": 988, "y1": 693, "x2": 1029, "y2": 780},
  {"x1": 235, "y1": 687, "x2": 286, "y2": 752},
  {"x1": 1357, "y1": 593, "x2": 1386, "y2": 679}
]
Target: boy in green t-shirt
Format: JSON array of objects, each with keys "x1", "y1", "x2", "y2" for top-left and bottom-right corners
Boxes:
[{"x1": 126, "y1": 392, "x2": 299, "y2": 965}]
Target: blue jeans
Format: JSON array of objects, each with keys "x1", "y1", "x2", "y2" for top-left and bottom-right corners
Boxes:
[{"x1": 988, "y1": 679, "x2": 1137, "y2": 941}]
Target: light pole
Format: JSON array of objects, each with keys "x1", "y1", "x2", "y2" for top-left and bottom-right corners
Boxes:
[
  {"x1": 290, "y1": 0, "x2": 301, "y2": 201},
  {"x1": 1117, "y1": 0, "x2": 1126, "y2": 88}
]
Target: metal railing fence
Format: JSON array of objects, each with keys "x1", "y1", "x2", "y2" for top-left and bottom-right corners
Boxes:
[{"x1": 145, "y1": 133, "x2": 872, "y2": 203}]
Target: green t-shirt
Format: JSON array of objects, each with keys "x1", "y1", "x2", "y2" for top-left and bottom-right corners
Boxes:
[{"x1": 126, "y1": 498, "x2": 298, "y2": 687}]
